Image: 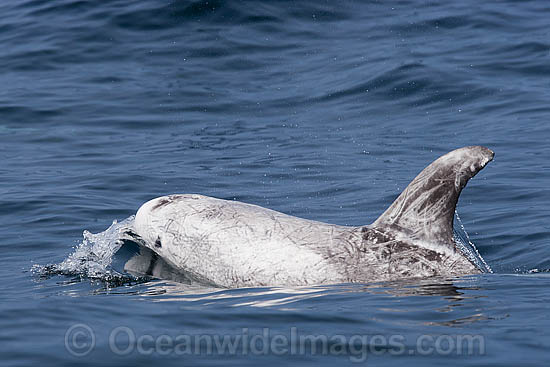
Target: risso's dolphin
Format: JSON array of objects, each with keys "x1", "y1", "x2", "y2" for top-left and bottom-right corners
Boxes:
[{"x1": 130, "y1": 146, "x2": 494, "y2": 288}]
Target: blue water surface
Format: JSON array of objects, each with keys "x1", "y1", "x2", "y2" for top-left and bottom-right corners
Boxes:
[{"x1": 1, "y1": 0, "x2": 550, "y2": 366}]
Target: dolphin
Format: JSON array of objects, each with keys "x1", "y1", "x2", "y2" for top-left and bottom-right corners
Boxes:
[{"x1": 130, "y1": 146, "x2": 494, "y2": 288}]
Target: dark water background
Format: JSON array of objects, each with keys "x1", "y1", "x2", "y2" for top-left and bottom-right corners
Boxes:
[{"x1": 1, "y1": 0, "x2": 550, "y2": 365}]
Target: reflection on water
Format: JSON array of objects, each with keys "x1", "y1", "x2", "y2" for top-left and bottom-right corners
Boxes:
[{"x1": 120, "y1": 257, "x2": 494, "y2": 327}]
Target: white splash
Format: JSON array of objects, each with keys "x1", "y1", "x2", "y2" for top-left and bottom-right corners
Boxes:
[
  {"x1": 32, "y1": 216, "x2": 135, "y2": 279},
  {"x1": 453, "y1": 211, "x2": 492, "y2": 273}
]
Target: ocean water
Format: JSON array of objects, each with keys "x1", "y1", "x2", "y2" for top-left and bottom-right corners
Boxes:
[{"x1": 1, "y1": 0, "x2": 550, "y2": 365}]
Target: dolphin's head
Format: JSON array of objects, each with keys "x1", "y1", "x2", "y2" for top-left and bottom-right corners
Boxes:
[
  {"x1": 132, "y1": 194, "x2": 220, "y2": 285},
  {"x1": 133, "y1": 195, "x2": 182, "y2": 259}
]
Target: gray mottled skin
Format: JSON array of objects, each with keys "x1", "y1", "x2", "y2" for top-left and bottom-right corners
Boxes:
[{"x1": 132, "y1": 146, "x2": 494, "y2": 288}]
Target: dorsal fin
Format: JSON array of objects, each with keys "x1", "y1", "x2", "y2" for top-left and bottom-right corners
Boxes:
[{"x1": 372, "y1": 146, "x2": 494, "y2": 249}]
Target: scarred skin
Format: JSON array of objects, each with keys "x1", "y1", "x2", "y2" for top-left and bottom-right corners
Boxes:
[{"x1": 132, "y1": 146, "x2": 494, "y2": 288}]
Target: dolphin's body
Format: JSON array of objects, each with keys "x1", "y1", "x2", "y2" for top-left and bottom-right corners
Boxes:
[{"x1": 131, "y1": 146, "x2": 494, "y2": 287}]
